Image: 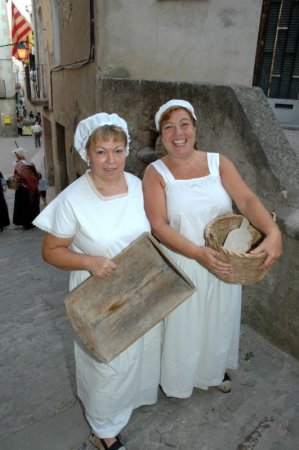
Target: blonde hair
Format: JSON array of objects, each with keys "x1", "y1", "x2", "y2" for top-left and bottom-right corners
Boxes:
[{"x1": 86, "y1": 125, "x2": 127, "y2": 149}]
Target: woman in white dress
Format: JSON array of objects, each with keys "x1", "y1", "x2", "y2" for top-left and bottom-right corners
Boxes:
[
  {"x1": 143, "y1": 99, "x2": 282, "y2": 398},
  {"x1": 33, "y1": 113, "x2": 162, "y2": 450}
]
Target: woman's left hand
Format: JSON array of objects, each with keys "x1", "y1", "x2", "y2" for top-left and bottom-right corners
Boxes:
[
  {"x1": 250, "y1": 229, "x2": 282, "y2": 271},
  {"x1": 197, "y1": 246, "x2": 234, "y2": 277}
]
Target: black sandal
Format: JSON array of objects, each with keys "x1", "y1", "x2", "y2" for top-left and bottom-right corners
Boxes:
[{"x1": 89, "y1": 433, "x2": 126, "y2": 450}]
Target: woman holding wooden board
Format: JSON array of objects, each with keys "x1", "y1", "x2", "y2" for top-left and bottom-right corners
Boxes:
[
  {"x1": 143, "y1": 99, "x2": 282, "y2": 397},
  {"x1": 33, "y1": 113, "x2": 162, "y2": 450}
]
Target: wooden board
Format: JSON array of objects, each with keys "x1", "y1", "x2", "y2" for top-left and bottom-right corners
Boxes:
[{"x1": 65, "y1": 233, "x2": 196, "y2": 363}]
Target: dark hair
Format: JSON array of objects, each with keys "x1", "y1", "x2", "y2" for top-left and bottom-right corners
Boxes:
[
  {"x1": 159, "y1": 106, "x2": 196, "y2": 134},
  {"x1": 160, "y1": 107, "x2": 198, "y2": 149}
]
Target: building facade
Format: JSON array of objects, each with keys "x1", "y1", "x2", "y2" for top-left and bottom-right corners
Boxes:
[
  {"x1": 24, "y1": 0, "x2": 299, "y2": 362},
  {"x1": 29, "y1": 0, "x2": 265, "y2": 188}
]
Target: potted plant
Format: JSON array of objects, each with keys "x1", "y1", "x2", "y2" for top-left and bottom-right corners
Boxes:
[{"x1": 22, "y1": 118, "x2": 34, "y2": 136}]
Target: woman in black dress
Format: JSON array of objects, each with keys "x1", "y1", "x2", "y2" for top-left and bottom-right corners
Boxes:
[
  {"x1": 12, "y1": 149, "x2": 40, "y2": 229},
  {"x1": 0, "y1": 171, "x2": 10, "y2": 231}
]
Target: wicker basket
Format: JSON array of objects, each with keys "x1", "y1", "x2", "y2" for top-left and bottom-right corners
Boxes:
[
  {"x1": 6, "y1": 177, "x2": 19, "y2": 190},
  {"x1": 204, "y1": 214, "x2": 267, "y2": 285}
]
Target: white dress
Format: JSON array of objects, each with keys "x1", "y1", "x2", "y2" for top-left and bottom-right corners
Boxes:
[
  {"x1": 151, "y1": 153, "x2": 242, "y2": 398},
  {"x1": 33, "y1": 170, "x2": 162, "y2": 437}
]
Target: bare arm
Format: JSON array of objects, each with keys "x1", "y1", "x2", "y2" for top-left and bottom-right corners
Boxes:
[
  {"x1": 142, "y1": 165, "x2": 233, "y2": 277},
  {"x1": 219, "y1": 155, "x2": 282, "y2": 270},
  {"x1": 42, "y1": 232, "x2": 117, "y2": 278}
]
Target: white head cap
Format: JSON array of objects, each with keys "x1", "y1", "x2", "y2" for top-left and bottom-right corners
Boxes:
[
  {"x1": 12, "y1": 148, "x2": 31, "y2": 164},
  {"x1": 155, "y1": 99, "x2": 197, "y2": 132},
  {"x1": 74, "y1": 112, "x2": 131, "y2": 162}
]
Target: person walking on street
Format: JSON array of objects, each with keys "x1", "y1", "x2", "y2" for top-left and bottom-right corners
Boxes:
[
  {"x1": 38, "y1": 175, "x2": 48, "y2": 206},
  {"x1": 36, "y1": 112, "x2": 42, "y2": 124},
  {"x1": 31, "y1": 121, "x2": 42, "y2": 148},
  {"x1": 12, "y1": 148, "x2": 40, "y2": 229}
]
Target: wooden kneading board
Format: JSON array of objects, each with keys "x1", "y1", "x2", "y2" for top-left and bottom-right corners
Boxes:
[{"x1": 65, "y1": 233, "x2": 196, "y2": 363}]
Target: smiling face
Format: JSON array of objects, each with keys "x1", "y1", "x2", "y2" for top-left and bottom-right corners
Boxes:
[
  {"x1": 86, "y1": 127, "x2": 127, "y2": 185},
  {"x1": 160, "y1": 108, "x2": 196, "y2": 159}
]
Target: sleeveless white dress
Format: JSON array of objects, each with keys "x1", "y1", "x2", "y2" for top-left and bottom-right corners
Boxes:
[
  {"x1": 151, "y1": 153, "x2": 242, "y2": 398},
  {"x1": 33, "y1": 170, "x2": 162, "y2": 437}
]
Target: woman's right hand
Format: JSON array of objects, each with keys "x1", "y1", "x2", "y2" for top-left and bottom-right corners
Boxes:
[
  {"x1": 87, "y1": 256, "x2": 117, "y2": 278},
  {"x1": 197, "y1": 246, "x2": 234, "y2": 277},
  {"x1": 42, "y1": 233, "x2": 118, "y2": 278}
]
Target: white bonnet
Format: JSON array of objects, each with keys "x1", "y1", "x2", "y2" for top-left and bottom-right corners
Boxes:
[
  {"x1": 12, "y1": 148, "x2": 31, "y2": 163},
  {"x1": 155, "y1": 99, "x2": 197, "y2": 131},
  {"x1": 74, "y1": 112, "x2": 131, "y2": 162}
]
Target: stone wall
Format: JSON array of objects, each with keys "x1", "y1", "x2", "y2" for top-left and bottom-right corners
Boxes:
[{"x1": 95, "y1": 78, "x2": 299, "y2": 359}]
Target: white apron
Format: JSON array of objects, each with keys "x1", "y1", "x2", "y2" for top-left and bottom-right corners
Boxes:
[
  {"x1": 33, "y1": 171, "x2": 162, "y2": 435},
  {"x1": 151, "y1": 153, "x2": 241, "y2": 398}
]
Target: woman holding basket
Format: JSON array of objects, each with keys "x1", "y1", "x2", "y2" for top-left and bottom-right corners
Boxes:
[
  {"x1": 143, "y1": 99, "x2": 282, "y2": 397},
  {"x1": 12, "y1": 148, "x2": 40, "y2": 229}
]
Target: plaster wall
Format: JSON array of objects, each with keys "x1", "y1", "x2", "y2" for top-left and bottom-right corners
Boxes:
[
  {"x1": 95, "y1": 0, "x2": 262, "y2": 85},
  {"x1": 48, "y1": 63, "x2": 96, "y2": 189},
  {"x1": 35, "y1": 0, "x2": 54, "y2": 62},
  {"x1": 34, "y1": 0, "x2": 264, "y2": 189}
]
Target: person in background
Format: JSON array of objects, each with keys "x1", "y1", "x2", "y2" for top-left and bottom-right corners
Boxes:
[
  {"x1": 36, "y1": 111, "x2": 42, "y2": 124},
  {"x1": 17, "y1": 115, "x2": 23, "y2": 136},
  {"x1": 33, "y1": 112, "x2": 162, "y2": 450},
  {"x1": 143, "y1": 99, "x2": 282, "y2": 398},
  {"x1": 12, "y1": 148, "x2": 40, "y2": 230},
  {"x1": 0, "y1": 171, "x2": 7, "y2": 191},
  {"x1": 38, "y1": 175, "x2": 47, "y2": 206},
  {"x1": 0, "y1": 171, "x2": 10, "y2": 232},
  {"x1": 31, "y1": 121, "x2": 42, "y2": 148}
]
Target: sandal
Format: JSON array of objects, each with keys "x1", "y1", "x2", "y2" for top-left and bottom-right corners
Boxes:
[
  {"x1": 89, "y1": 433, "x2": 126, "y2": 450},
  {"x1": 217, "y1": 372, "x2": 232, "y2": 393}
]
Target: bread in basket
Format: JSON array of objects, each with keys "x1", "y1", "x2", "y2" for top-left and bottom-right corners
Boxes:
[{"x1": 204, "y1": 214, "x2": 267, "y2": 285}]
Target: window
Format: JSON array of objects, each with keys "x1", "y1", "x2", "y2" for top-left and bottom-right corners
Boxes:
[{"x1": 254, "y1": 0, "x2": 299, "y2": 99}]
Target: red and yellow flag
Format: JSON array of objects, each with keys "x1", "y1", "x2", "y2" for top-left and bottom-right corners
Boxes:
[{"x1": 11, "y1": 2, "x2": 32, "y2": 61}]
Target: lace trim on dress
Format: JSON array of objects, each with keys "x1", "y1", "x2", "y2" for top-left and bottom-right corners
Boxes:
[
  {"x1": 85, "y1": 170, "x2": 129, "y2": 201},
  {"x1": 34, "y1": 223, "x2": 74, "y2": 239},
  {"x1": 173, "y1": 176, "x2": 220, "y2": 188},
  {"x1": 153, "y1": 156, "x2": 220, "y2": 187}
]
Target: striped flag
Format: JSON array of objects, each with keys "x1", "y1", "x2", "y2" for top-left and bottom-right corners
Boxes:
[{"x1": 11, "y1": 2, "x2": 32, "y2": 61}]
